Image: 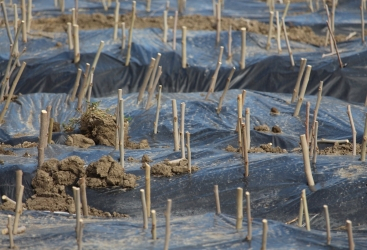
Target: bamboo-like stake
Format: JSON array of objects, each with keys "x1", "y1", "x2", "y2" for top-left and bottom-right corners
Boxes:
[
  {"x1": 291, "y1": 58, "x2": 307, "y2": 103},
  {"x1": 7, "y1": 216, "x2": 14, "y2": 248},
  {"x1": 362, "y1": 5, "x2": 365, "y2": 43},
  {"x1": 37, "y1": 110, "x2": 47, "y2": 166},
  {"x1": 67, "y1": 22, "x2": 74, "y2": 50},
  {"x1": 102, "y1": 0, "x2": 107, "y2": 11},
  {"x1": 237, "y1": 93, "x2": 243, "y2": 135},
  {"x1": 26, "y1": 0, "x2": 32, "y2": 32},
  {"x1": 360, "y1": 113, "x2": 367, "y2": 161},
  {"x1": 1, "y1": 1, "x2": 14, "y2": 45},
  {"x1": 113, "y1": 1, "x2": 120, "y2": 41},
  {"x1": 2, "y1": 195, "x2": 16, "y2": 205},
  {"x1": 137, "y1": 58, "x2": 155, "y2": 104},
  {"x1": 119, "y1": 98, "x2": 124, "y2": 168},
  {"x1": 73, "y1": 24, "x2": 80, "y2": 63},
  {"x1": 125, "y1": 1, "x2": 136, "y2": 66},
  {"x1": 72, "y1": 8, "x2": 76, "y2": 26},
  {"x1": 205, "y1": 62, "x2": 222, "y2": 100},
  {"x1": 246, "y1": 191, "x2": 252, "y2": 240},
  {"x1": 212, "y1": 0, "x2": 216, "y2": 16},
  {"x1": 281, "y1": 17, "x2": 294, "y2": 66},
  {"x1": 47, "y1": 118, "x2": 54, "y2": 144},
  {"x1": 346, "y1": 220, "x2": 355, "y2": 250},
  {"x1": 236, "y1": 187, "x2": 243, "y2": 230},
  {"x1": 324, "y1": 205, "x2": 331, "y2": 245},
  {"x1": 86, "y1": 73, "x2": 93, "y2": 102},
  {"x1": 261, "y1": 219, "x2": 268, "y2": 250},
  {"x1": 331, "y1": 0, "x2": 336, "y2": 33},
  {"x1": 172, "y1": 99, "x2": 180, "y2": 151},
  {"x1": 77, "y1": 219, "x2": 84, "y2": 250},
  {"x1": 154, "y1": 85, "x2": 162, "y2": 134},
  {"x1": 293, "y1": 65, "x2": 312, "y2": 117},
  {"x1": 14, "y1": 4, "x2": 19, "y2": 58},
  {"x1": 13, "y1": 185, "x2": 24, "y2": 235},
  {"x1": 245, "y1": 108, "x2": 250, "y2": 149},
  {"x1": 60, "y1": 0, "x2": 65, "y2": 13},
  {"x1": 298, "y1": 197, "x2": 304, "y2": 227},
  {"x1": 21, "y1": 0, "x2": 27, "y2": 42},
  {"x1": 282, "y1": 0, "x2": 290, "y2": 19},
  {"x1": 305, "y1": 102, "x2": 310, "y2": 145},
  {"x1": 148, "y1": 53, "x2": 161, "y2": 91},
  {"x1": 73, "y1": 187, "x2": 81, "y2": 237},
  {"x1": 228, "y1": 25, "x2": 232, "y2": 59},
  {"x1": 15, "y1": 170, "x2": 22, "y2": 202},
  {"x1": 240, "y1": 28, "x2": 246, "y2": 69},
  {"x1": 326, "y1": 21, "x2": 344, "y2": 68},
  {"x1": 300, "y1": 134, "x2": 315, "y2": 186},
  {"x1": 163, "y1": 10, "x2": 168, "y2": 43},
  {"x1": 146, "y1": 0, "x2": 151, "y2": 12},
  {"x1": 347, "y1": 105, "x2": 357, "y2": 156},
  {"x1": 217, "y1": 67, "x2": 235, "y2": 114},
  {"x1": 186, "y1": 132, "x2": 192, "y2": 173},
  {"x1": 77, "y1": 63, "x2": 90, "y2": 110},
  {"x1": 312, "y1": 121, "x2": 319, "y2": 164},
  {"x1": 146, "y1": 66, "x2": 162, "y2": 109},
  {"x1": 145, "y1": 163, "x2": 151, "y2": 218},
  {"x1": 87, "y1": 41, "x2": 105, "y2": 87},
  {"x1": 242, "y1": 90, "x2": 246, "y2": 108},
  {"x1": 301, "y1": 189, "x2": 311, "y2": 231},
  {"x1": 79, "y1": 177, "x2": 88, "y2": 217},
  {"x1": 121, "y1": 22, "x2": 126, "y2": 50},
  {"x1": 0, "y1": 61, "x2": 26, "y2": 123},
  {"x1": 70, "y1": 69, "x2": 82, "y2": 102},
  {"x1": 151, "y1": 210, "x2": 157, "y2": 240},
  {"x1": 216, "y1": 3, "x2": 221, "y2": 44},
  {"x1": 75, "y1": 0, "x2": 79, "y2": 23},
  {"x1": 325, "y1": 4, "x2": 334, "y2": 52},
  {"x1": 242, "y1": 124, "x2": 249, "y2": 177},
  {"x1": 218, "y1": 46, "x2": 224, "y2": 63},
  {"x1": 115, "y1": 89, "x2": 123, "y2": 150},
  {"x1": 318, "y1": 139, "x2": 349, "y2": 144},
  {"x1": 182, "y1": 26, "x2": 187, "y2": 68},
  {"x1": 180, "y1": 102, "x2": 186, "y2": 159},
  {"x1": 140, "y1": 189, "x2": 148, "y2": 229},
  {"x1": 310, "y1": 81, "x2": 323, "y2": 148},
  {"x1": 173, "y1": 11, "x2": 178, "y2": 50},
  {"x1": 164, "y1": 199, "x2": 172, "y2": 250},
  {"x1": 214, "y1": 185, "x2": 221, "y2": 214},
  {"x1": 266, "y1": 11, "x2": 274, "y2": 50},
  {"x1": 276, "y1": 11, "x2": 282, "y2": 53}
]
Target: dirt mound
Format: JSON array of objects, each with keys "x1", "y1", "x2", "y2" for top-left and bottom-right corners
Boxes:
[
  {"x1": 149, "y1": 158, "x2": 199, "y2": 177},
  {"x1": 65, "y1": 134, "x2": 96, "y2": 148},
  {"x1": 0, "y1": 146, "x2": 15, "y2": 155},
  {"x1": 249, "y1": 143, "x2": 287, "y2": 153},
  {"x1": 254, "y1": 124, "x2": 270, "y2": 132},
  {"x1": 272, "y1": 125, "x2": 282, "y2": 133},
  {"x1": 319, "y1": 142, "x2": 362, "y2": 156}
]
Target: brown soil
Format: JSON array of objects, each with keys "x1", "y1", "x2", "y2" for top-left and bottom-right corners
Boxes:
[
  {"x1": 141, "y1": 154, "x2": 152, "y2": 163},
  {"x1": 272, "y1": 125, "x2": 282, "y2": 133},
  {"x1": 148, "y1": 158, "x2": 199, "y2": 177},
  {"x1": 65, "y1": 134, "x2": 96, "y2": 148},
  {"x1": 53, "y1": 122, "x2": 61, "y2": 132},
  {"x1": 254, "y1": 124, "x2": 270, "y2": 132},
  {"x1": 225, "y1": 145, "x2": 239, "y2": 152},
  {"x1": 28, "y1": 13, "x2": 346, "y2": 46},
  {"x1": 0, "y1": 146, "x2": 15, "y2": 155},
  {"x1": 319, "y1": 142, "x2": 363, "y2": 156},
  {"x1": 225, "y1": 143, "x2": 287, "y2": 153},
  {"x1": 270, "y1": 107, "x2": 280, "y2": 115},
  {"x1": 14, "y1": 141, "x2": 38, "y2": 148}
]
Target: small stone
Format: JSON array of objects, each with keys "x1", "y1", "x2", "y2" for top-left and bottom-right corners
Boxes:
[{"x1": 270, "y1": 107, "x2": 280, "y2": 114}]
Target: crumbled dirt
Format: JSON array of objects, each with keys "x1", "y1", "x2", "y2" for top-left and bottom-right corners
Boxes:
[
  {"x1": 22, "y1": 152, "x2": 31, "y2": 157},
  {"x1": 53, "y1": 122, "x2": 61, "y2": 132},
  {"x1": 336, "y1": 165, "x2": 365, "y2": 180},
  {"x1": 272, "y1": 125, "x2": 282, "y2": 133},
  {"x1": 270, "y1": 107, "x2": 280, "y2": 115},
  {"x1": 65, "y1": 134, "x2": 96, "y2": 148},
  {"x1": 149, "y1": 158, "x2": 199, "y2": 177},
  {"x1": 14, "y1": 141, "x2": 38, "y2": 148},
  {"x1": 3, "y1": 94, "x2": 18, "y2": 102},
  {"x1": 249, "y1": 143, "x2": 287, "y2": 153},
  {"x1": 0, "y1": 199, "x2": 26, "y2": 212},
  {"x1": 225, "y1": 145, "x2": 239, "y2": 152},
  {"x1": 0, "y1": 146, "x2": 15, "y2": 155},
  {"x1": 28, "y1": 13, "x2": 347, "y2": 46},
  {"x1": 319, "y1": 142, "x2": 363, "y2": 156},
  {"x1": 254, "y1": 124, "x2": 270, "y2": 132},
  {"x1": 141, "y1": 154, "x2": 152, "y2": 163}
]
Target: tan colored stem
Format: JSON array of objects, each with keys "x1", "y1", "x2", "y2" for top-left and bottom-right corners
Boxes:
[
  {"x1": 164, "y1": 199, "x2": 172, "y2": 250},
  {"x1": 121, "y1": 22, "x2": 126, "y2": 50},
  {"x1": 13, "y1": 185, "x2": 24, "y2": 235},
  {"x1": 146, "y1": 0, "x2": 151, "y2": 12},
  {"x1": 73, "y1": 187, "x2": 81, "y2": 237},
  {"x1": 217, "y1": 67, "x2": 235, "y2": 114},
  {"x1": 245, "y1": 191, "x2": 252, "y2": 240},
  {"x1": 261, "y1": 219, "x2": 268, "y2": 250},
  {"x1": 125, "y1": 1, "x2": 136, "y2": 66},
  {"x1": 266, "y1": 11, "x2": 274, "y2": 50},
  {"x1": 291, "y1": 58, "x2": 307, "y2": 103},
  {"x1": 298, "y1": 197, "x2": 304, "y2": 227},
  {"x1": 218, "y1": 46, "x2": 224, "y2": 64},
  {"x1": 77, "y1": 63, "x2": 90, "y2": 110},
  {"x1": 346, "y1": 220, "x2": 355, "y2": 250},
  {"x1": 228, "y1": 25, "x2": 232, "y2": 59},
  {"x1": 73, "y1": 24, "x2": 80, "y2": 63},
  {"x1": 21, "y1": 0, "x2": 27, "y2": 42},
  {"x1": 324, "y1": 205, "x2": 331, "y2": 245},
  {"x1": 310, "y1": 81, "x2": 323, "y2": 148},
  {"x1": 163, "y1": 10, "x2": 168, "y2": 43},
  {"x1": 216, "y1": 3, "x2": 221, "y2": 44},
  {"x1": 312, "y1": 121, "x2": 319, "y2": 164},
  {"x1": 182, "y1": 26, "x2": 187, "y2": 68},
  {"x1": 240, "y1": 28, "x2": 246, "y2": 69},
  {"x1": 67, "y1": 22, "x2": 74, "y2": 50},
  {"x1": 362, "y1": 5, "x2": 365, "y2": 43},
  {"x1": 186, "y1": 132, "x2": 191, "y2": 173},
  {"x1": 300, "y1": 134, "x2": 315, "y2": 186},
  {"x1": 326, "y1": 21, "x2": 343, "y2": 68},
  {"x1": 38, "y1": 110, "x2": 47, "y2": 166},
  {"x1": 276, "y1": 11, "x2": 282, "y2": 53},
  {"x1": 361, "y1": 113, "x2": 367, "y2": 161},
  {"x1": 347, "y1": 105, "x2": 357, "y2": 156},
  {"x1": 119, "y1": 98, "x2": 124, "y2": 167},
  {"x1": 281, "y1": 17, "x2": 294, "y2": 66},
  {"x1": 173, "y1": 11, "x2": 178, "y2": 50},
  {"x1": 146, "y1": 66, "x2": 162, "y2": 110},
  {"x1": 7, "y1": 216, "x2": 14, "y2": 247},
  {"x1": 180, "y1": 102, "x2": 186, "y2": 159},
  {"x1": 305, "y1": 102, "x2": 310, "y2": 145},
  {"x1": 70, "y1": 68, "x2": 82, "y2": 102},
  {"x1": 151, "y1": 210, "x2": 156, "y2": 240},
  {"x1": 138, "y1": 58, "x2": 155, "y2": 104},
  {"x1": 282, "y1": 0, "x2": 290, "y2": 19},
  {"x1": 172, "y1": 99, "x2": 179, "y2": 151},
  {"x1": 15, "y1": 170, "x2": 23, "y2": 202},
  {"x1": 154, "y1": 85, "x2": 162, "y2": 134},
  {"x1": 27, "y1": 0, "x2": 32, "y2": 32},
  {"x1": 2, "y1": 195, "x2": 16, "y2": 205},
  {"x1": 145, "y1": 163, "x2": 151, "y2": 218},
  {"x1": 140, "y1": 189, "x2": 148, "y2": 229},
  {"x1": 245, "y1": 108, "x2": 250, "y2": 149},
  {"x1": 242, "y1": 124, "x2": 249, "y2": 177},
  {"x1": 115, "y1": 89, "x2": 122, "y2": 150},
  {"x1": 148, "y1": 53, "x2": 161, "y2": 92},
  {"x1": 205, "y1": 61, "x2": 222, "y2": 100},
  {"x1": 77, "y1": 219, "x2": 84, "y2": 250},
  {"x1": 113, "y1": 1, "x2": 120, "y2": 41},
  {"x1": 301, "y1": 189, "x2": 311, "y2": 231},
  {"x1": 294, "y1": 65, "x2": 312, "y2": 116},
  {"x1": 214, "y1": 185, "x2": 221, "y2": 214},
  {"x1": 79, "y1": 178, "x2": 88, "y2": 217},
  {"x1": 47, "y1": 118, "x2": 54, "y2": 144},
  {"x1": 1, "y1": 2, "x2": 14, "y2": 45},
  {"x1": 236, "y1": 187, "x2": 243, "y2": 230},
  {"x1": 236, "y1": 93, "x2": 242, "y2": 135}
]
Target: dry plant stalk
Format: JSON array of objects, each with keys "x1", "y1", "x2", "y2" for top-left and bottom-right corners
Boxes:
[
  {"x1": 102, "y1": 0, "x2": 108, "y2": 11},
  {"x1": 300, "y1": 134, "x2": 315, "y2": 186},
  {"x1": 121, "y1": 22, "x2": 126, "y2": 50},
  {"x1": 182, "y1": 26, "x2": 187, "y2": 68},
  {"x1": 312, "y1": 121, "x2": 319, "y2": 165},
  {"x1": 21, "y1": 0, "x2": 27, "y2": 42},
  {"x1": 163, "y1": 10, "x2": 168, "y2": 43},
  {"x1": 27, "y1": 0, "x2": 32, "y2": 32},
  {"x1": 1, "y1": 1, "x2": 14, "y2": 45},
  {"x1": 119, "y1": 98, "x2": 124, "y2": 168},
  {"x1": 347, "y1": 105, "x2": 357, "y2": 156},
  {"x1": 13, "y1": 185, "x2": 24, "y2": 235},
  {"x1": 282, "y1": 0, "x2": 290, "y2": 19},
  {"x1": 240, "y1": 28, "x2": 246, "y2": 69},
  {"x1": 48, "y1": 118, "x2": 54, "y2": 144},
  {"x1": 218, "y1": 46, "x2": 224, "y2": 63},
  {"x1": 245, "y1": 108, "x2": 250, "y2": 149},
  {"x1": 301, "y1": 189, "x2": 311, "y2": 231},
  {"x1": 86, "y1": 73, "x2": 94, "y2": 102},
  {"x1": 214, "y1": 185, "x2": 221, "y2": 214},
  {"x1": 305, "y1": 102, "x2": 310, "y2": 144},
  {"x1": 242, "y1": 124, "x2": 249, "y2": 177},
  {"x1": 113, "y1": 1, "x2": 120, "y2": 41},
  {"x1": 281, "y1": 17, "x2": 294, "y2": 66},
  {"x1": 154, "y1": 85, "x2": 163, "y2": 134},
  {"x1": 77, "y1": 219, "x2": 84, "y2": 250},
  {"x1": 147, "y1": 65, "x2": 162, "y2": 108},
  {"x1": 205, "y1": 61, "x2": 222, "y2": 100},
  {"x1": 246, "y1": 191, "x2": 252, "y2": 240},
  {"x1": 7, "y1": 216, "x2": 14, "y2": 248},
  {"x1": 140, "y1": 189, "x2": 148, "y2": 229},
  {"x1": 228, "y1": 25, "x2": 232, "y2": 59},
  {"x1": 73, "y1": 187, "x2": 81, "y2": 237},
  {"x1": 172, "y1": 99, "x2": 180, "y2": 151},
  {"x1": 2, "y1": 195, "x2": 16, "y2": 205},
  {"x1": 291, "y1": 58, "x2": 307, "y2": 103},
  {"x1": 217, "y1": 67, "x2": 235, "y2": 114},
  {"x1": 67, "y1": 22, "x2": 74, "y2": 50},
  {"x1": 149, "y1": 53, "x2": 161, "y2": 92},
  {"x1": 261, "y1": 219, "x2": 268, "y2": 250},
  {"x1": 309, "y1": 81, "x2": 323, "y2": 152},
  {"x1": 298, "y1": 197, "x2": 304, "y2": 227},
  {"x1": 75, "y1": 0, "x2": 79, "y2": 23},
  {"x1": 37, "y1": 110, "x2": 47, "y2": 166},
  {"x1": 361, "y1": 113, "x2": 367, "y2": 161},
  {"x1": 212, "y1": 0, "x2": 216, "y2": 16},
  {"x1": 79, "y1": 177, "x2": 88, "y2": 217},
  {"x1": 293, "y1": 65, "x2": 312, "y2": 116},
  {"x1": 346, "y1": 220, "x2": 355, "y2": 250},
  {"x1": 324, "y1": 205, "x2": 331, "y2": 245},
  {"x1": 236, "y1": 187, "x2": 243, "y2": 230},
  {"x1": 72, "y1": 8, "x2": 76, "y2": 26},
  {"x1": 145, "y1": 163, "x2": 151, "y2": 218},
  {"x1": 15, "y1": 170, "x2": 23, "y2": 204},
  {"x1": 173, "y1": 11, "x2": 178, "y2": 50},
  {"x1": 164, "y1": 199, "x2": 172, "y2": 250},
  {"x1": 326, "y1": 21, "x2": 343, "y2": 68},
  {"x1": 362, "y1": 5, "x2": 365, "y2": 43},
  {"x1": 115, "y1": 89, "x2": 123, "y2": 150},
  {"x1": 151, "y1": 210, "x2": 157, "y2": 240},
  {"x1": 137, "y1": 58, "x2": 155, "y2": 104},
  {"x1": 88, "y1": 41, "x2": 105, "y2": 87},
  {"x1": 146, "y1": 0, "x2": 151, "y2": 12},
  {"x1": 216, "y1": 3, "x2": 221, "y2": 44},
  {"x1": 236, "y1": 94, "x2": 243, "y2": 141},
  {"x1": 14, "y1": 4, "x2": 19, "y2": 58},
  {"x1": 242, "y1": 90, "x2": 246, "y2": 107},
  {"x1": 70, "y1": 68, "x2": 82, "y2": 102},
  {"x1": 266, "y1": 11, "x2": 274, "y2": 50},
  {"x1": 77, "y1": 63, "x2": 90, "y2": 110},
  {"x1": 180, "y1": 103, "x2": 186, "y2": 159},
  {"x1": 126, "y1": 1, "x2": 136, "y2": 66},
  {"x1": 73, "y1": 24, "x2": 80, "y2": 63},
  {"x1": 276, "y1": 11, "x2": 282, "y2": 53},
  {"x1": 186, "y1": 132, "x2": 192, "y2": 173},
  {"x1": 331, "y1": 0, "x2": 336, "y2": 32},
  {"x1": 324, "y1": 4, "x2": 335, "y2": 52}
]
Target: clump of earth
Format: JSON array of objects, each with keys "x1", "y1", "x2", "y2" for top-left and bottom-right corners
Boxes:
[
  {"x1": 254, "y1": 124, "x2": 270, "y2": 132},
  {"x1": 225, "y1": 143, "x2": 287, "y2": 153},
  {"x1": 319, "y1": 142, "x2": 363, "y2": 156},
  {"x1": 144, "y1": 158, "x2": 199, "y2": 177},
  {"x1": 65, "y1": 134, "x2": 95, "y2": 148}
]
